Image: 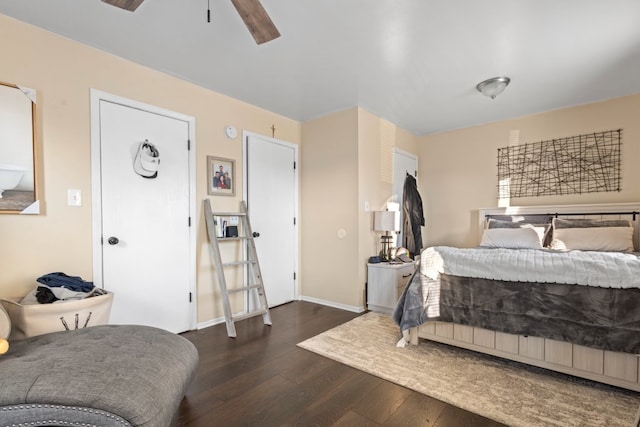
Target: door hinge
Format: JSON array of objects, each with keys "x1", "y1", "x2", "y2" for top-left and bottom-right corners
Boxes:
[
  {"x1": 293, "y1": 161, "x2": 296, "y2": 170},
  {"x1": 293, "y1": 272, "x2": 296, "y2": 280},
  {"x1": 189, "y1": 292, "x2": 192, "y2": 302},
  {"x1": 188, "y1": 216, "x2": 191, "y2": 227},
  {"x1": 293, "y1": 217, "x2": 296, "y2": 225},
  {"x1": 187, "y1": 139, "x2": 191, "y2": 151}
]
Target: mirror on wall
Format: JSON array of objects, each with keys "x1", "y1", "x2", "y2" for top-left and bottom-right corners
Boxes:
[{"x1": 0, "y1": 81, "x2": 38, "y2": 214}]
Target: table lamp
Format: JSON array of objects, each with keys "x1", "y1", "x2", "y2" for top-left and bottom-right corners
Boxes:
[{"x1": 374, "y1": 210, "x2": 397, "y2": 262}]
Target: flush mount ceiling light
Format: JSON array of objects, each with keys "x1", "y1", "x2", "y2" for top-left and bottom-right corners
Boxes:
[{"x1": 476, "y1": 77, "x2": 511, "y2": 99}]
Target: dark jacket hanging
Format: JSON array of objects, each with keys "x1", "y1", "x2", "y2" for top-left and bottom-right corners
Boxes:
[{"x1": 402, "y1": 173, "x2": 425, "y2": 256}]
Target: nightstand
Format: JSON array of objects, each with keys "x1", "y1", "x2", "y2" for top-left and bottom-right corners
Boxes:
[{"x1": 366, "y1": 262, "x2": 416, "y2": 314}]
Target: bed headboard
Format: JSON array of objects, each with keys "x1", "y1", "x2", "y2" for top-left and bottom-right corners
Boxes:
[{"x1": 477, "y1": 202, "x2": 640, "y2": 250}]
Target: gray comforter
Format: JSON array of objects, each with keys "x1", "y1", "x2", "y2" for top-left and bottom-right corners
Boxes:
[{"x1": 393, "y1": 270, "x2": 640, "y2": 354}]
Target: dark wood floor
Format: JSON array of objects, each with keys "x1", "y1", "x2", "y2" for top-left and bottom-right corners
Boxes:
[{"x1": 173, "y1": 301, "x2": 505, "y2": 426}]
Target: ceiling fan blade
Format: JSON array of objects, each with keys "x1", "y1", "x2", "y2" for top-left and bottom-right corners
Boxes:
[
  {"x1": 230, "y1": 0, "x2": 281, "y2": 45},
  {"x1": 101, "y1": 0, "x2": 145, "y2": 12}
]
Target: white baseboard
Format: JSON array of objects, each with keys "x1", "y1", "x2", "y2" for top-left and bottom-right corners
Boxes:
[
  {"x1": 197, "y1": 316, "x2": 226, "y2": 330},
  {"x1": 196, "y1": 298, "x2": 365, "y2": 330},
  {"x1": 196, "y1": 310, "x2": 247, "y2": 330},
  {"x1": 298, "y1": 295, "x2": 365, "y2": 313}
]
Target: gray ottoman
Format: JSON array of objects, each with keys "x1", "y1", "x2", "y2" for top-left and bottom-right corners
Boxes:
[{"x1": 0, "y1": 325, "x2": 198, "y2": 427}]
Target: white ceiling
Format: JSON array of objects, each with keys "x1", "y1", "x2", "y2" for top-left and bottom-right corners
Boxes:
[{"x1": 1, "y1": 0, "x2": 639, "y2": 136}]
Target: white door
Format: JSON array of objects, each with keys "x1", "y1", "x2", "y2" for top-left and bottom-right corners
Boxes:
[
  {"x1": 91, "y1": 91, "x2": 195, "y2": 333},
  {"x1": 245, "y1": 133, "x2": 297, "y2": 307},
  {"x1": 393, "y1": 149, "x2": 418, "y2": 248}
]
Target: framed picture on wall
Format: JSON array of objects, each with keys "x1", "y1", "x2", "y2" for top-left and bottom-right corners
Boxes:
[{"x1": 207, "y1": 156, "x2": 235, "y2": 196}]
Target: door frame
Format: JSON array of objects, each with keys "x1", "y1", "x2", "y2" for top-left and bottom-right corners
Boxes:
[
  {"x1": 89, "y1": 89, "x2": 197, "y2": 329},
  {"x1": 242, "y1": 131, "x2": 300, "y2": 304}
]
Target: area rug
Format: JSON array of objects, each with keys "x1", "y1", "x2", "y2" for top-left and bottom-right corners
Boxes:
[{"x1": 297, "y1": 312, "x2": 640, "y2": 427}]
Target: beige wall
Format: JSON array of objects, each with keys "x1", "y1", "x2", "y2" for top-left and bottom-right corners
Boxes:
[
  {"x1": 300, "y1": 108, "x2": 360, "y2": 307},
  {"x1": 0, "y1": 14, "x2": 301, "y2": 323},
  {"x1": 357, "y1": 108, "x2": 419, "y2": 294},
  {"x1": 301, "y1": 107, "x2": 418, "y2": 309},
  {"x1": 358, "y1": 109, "x2": 387, "y2": 299},
  {"x1": 420, "y1": 94, "x2": 640, "y2": 248}
]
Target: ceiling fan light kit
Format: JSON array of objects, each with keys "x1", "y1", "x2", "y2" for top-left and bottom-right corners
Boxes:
[{"x1": 476, "y1": 76, "x2": 511, "y2": 99}]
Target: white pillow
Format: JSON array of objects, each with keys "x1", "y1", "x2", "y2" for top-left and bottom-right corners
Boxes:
[
  {"x1": 0, "y1": 303, "x2": 10, "y2": 340},
  {"x1": 486, "y1": 219, "x2": 549, "y2": 246},
  {"x1": 480, "y1": 227, "x2": 542, "y2": 249},
  {"x1": 550, "y1": 227, "x2": 634, "y2": 252}
]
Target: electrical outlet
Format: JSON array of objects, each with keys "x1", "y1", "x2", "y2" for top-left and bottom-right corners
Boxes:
[{"x1": 229, "y1": 216, "x2": 239, "y2": 226}]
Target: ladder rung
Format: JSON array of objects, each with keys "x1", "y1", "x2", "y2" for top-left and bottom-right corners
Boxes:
[
  {"x1": 212, "y1": 211, "x2": 247, "y2": 217},
  {"x1": 227, "y1": 284, "x2": 263, "y2": 294},
  {"x1": 217, "y1": 237, "x2": 249, "y2": 242},
  {"x1": 232, "y1": 309, "x2": 268, "y2": 322},
  {"x1": 222, "y1": 260, "x2": 257, "y2": 267}
]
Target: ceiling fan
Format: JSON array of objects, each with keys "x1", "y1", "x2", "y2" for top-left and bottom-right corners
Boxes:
[{"x1": 101, "y1": 0, "x2": 281, "y2": 45}]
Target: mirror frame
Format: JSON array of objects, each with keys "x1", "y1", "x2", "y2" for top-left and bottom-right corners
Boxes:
[{"x1": 0, "y1": 81, "x2": 39, "y2": 214}]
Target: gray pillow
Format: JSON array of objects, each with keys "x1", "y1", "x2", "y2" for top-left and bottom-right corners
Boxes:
[
  {"x1": 487, "y1": 215, "x2": 553, "y2": 226},
  {"x1": 552, "y1": 218, "x2": 631, "y2": 229}
]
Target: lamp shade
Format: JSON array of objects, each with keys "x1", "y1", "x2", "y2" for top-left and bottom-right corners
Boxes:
[{"x1": 374, "y1": 211, "x2": 397, "y2": 232}]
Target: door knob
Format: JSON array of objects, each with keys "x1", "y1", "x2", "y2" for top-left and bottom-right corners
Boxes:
[
  {"x1": 107, "y1": 236, "x2": 120, "y2": 245},
  {"x1": 252, "y1": 232, "x2": 260, "y2": 238}
]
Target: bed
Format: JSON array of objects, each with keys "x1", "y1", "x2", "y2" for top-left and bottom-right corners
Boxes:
[{"x1": 393, "y1": 203, "x2": 640, "y2": 392}]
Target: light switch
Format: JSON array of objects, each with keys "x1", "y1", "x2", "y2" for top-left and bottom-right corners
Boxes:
[{"x1": 68, "y1": 189, "x2": 82, "y2": 207}]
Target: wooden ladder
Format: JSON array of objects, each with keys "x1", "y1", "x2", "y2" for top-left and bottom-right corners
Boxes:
[{"x1": 203, "y1": 199, "x2": 272, "y2": 337}]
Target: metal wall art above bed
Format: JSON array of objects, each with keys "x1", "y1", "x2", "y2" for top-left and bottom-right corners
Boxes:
[{"x1": 497, "y1": 129, "x2": 622, "y2": 198}]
